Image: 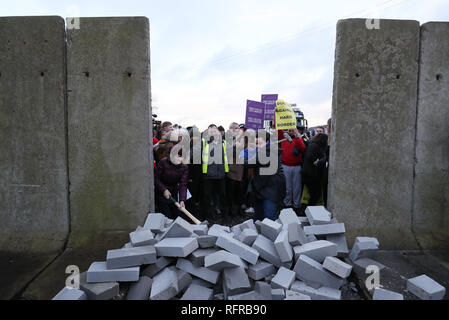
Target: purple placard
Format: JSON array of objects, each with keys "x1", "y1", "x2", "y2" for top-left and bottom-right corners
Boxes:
[
  {"x1": 245, "y1": 100, "x2": 265, "y2": 130},
  {"x1": 262, "y1": 94, "x2": 279, "y2": 121}
]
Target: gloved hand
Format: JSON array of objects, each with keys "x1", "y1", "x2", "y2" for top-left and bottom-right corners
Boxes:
[{"x1": 283, "y1": 132, "x2": 292, "y2": 143}]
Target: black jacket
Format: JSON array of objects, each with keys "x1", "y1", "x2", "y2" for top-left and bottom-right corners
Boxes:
[
  {"x1": 244, "y1": 143, "x2": 286, "y2": 203},
  {"x1": 302, "y1": 142, "x2": 327, "y2": 179}
]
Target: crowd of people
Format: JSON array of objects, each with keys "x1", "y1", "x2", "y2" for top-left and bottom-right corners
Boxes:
[{"x1": 151, "y1": 119, "x2": 331, "y2": 224}]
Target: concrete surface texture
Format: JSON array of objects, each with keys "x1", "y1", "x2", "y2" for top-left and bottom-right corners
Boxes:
[
  {"x1": 329, "y1": 19, "x2": 422, "y2": 249},
  {"x1": 67, "y1": 17, "x2": 153, "y2": 248},
  {"x1": 0, "y1": 16, "x2": 154, "y2": 300},
  {"x1": 0, "y1": 16, "x2": 69, "y2": 255},
  {"x1": 413, "y1": 22, "x2": 449, "y2": 250}
]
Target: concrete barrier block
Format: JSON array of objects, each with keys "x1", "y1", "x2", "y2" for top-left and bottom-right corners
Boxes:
[
  {"x1": 261, "y1": 219, "x2": 283, "y2": 241},
  {"x1": 0, "y1": 16, "x2": 69, "y2": 254},
  {"x1": 252, "y1": 235, "x2": 282, "y2": 268},
  {"x1": 238, "y1": 228, "x2": 258, "y2": 246},
  {"x1": 204, "y1": 250, "x2": 246, "y2": 271},
  {"x1": 126, "y1": 276, "x2": 153, "y2": 300},
  {"x1": 150, "y1": 268, "x2": 178, "y2": 300},
  {"x1": 197, "y1": 235, "x2": 218, "y2": 248},
  {"x1": 293, "y1": 240, "x2": 337, "y2": 263},
  {"x1": 223, "y1": 267, "x2": 251, "y2": 297},
  {"x1": 106, "y1": 245, "x2": 157, "y2": 269},
  {"x1": 274, "y1": 230, "x2": 294, "y2": 262},
  {"x1": 326, "y1": 234, "x2": 349, "y2": 257},
  {"x1": 190, "y1": 248, "x2": 219, "y2": 267},
  {"x1": 67, "y1": 17, "x2": 152, "y2": 245},
  {"x1": 176, "y1": 258, "x2": 220, "y2": 284},
  {"x1": 372, "y1": 288, "x2": 404, "y2": 300},
  {"x1": 323, "y1": 257, "x2": 353, "y2": 279},
  {"x1": 271, "y1": 267, "x2": 296, "y2": 290},
  {"x1": 304, "y1": 223, "x2": 345, "y2": 236},
  {"x1": 79, "y1": 272, "x2": 119, "y2": 300},
  {"x1": 305, "y1": 206, "x2": 332, "y2": 225},
  {"x1": 87, "y1": 262, "x2": 139, "y2": 283},
  {"x1": 285, "y1": 290, "x2": 311, "y2": 300},
  {"x1": 141, "y1": 257, "x2": 175, "y2": 278},
  {"x1": 329, "y1": 19, "x2": 420, "y2": 249},
  {"x1": 407, "y1": 275, "x2": 446, "y2": 300},
  {"x1": 349, "y1": 241, "x2": 378, "y2": 261},
  {"x1": 216, "y1": 235, "x2": 259, "y2": 265},
  {"x1": 293, "y1": 255, "x2": 344, "y2": 290},
  {"x1": 130, "y1": 229, "x2": 156, "y2": 247},
  {"x1": 414, "y1": 22, "x2": 449, "y2": 250},
  {"x1": 247, "y1": 260, "x2": 276, "y2": 281},
  {"x1": 143, "y1": 213, "x2": 166, "y2": 234},
  {"x1": 181, "y1": 284, "x2": 214, "y2": 300},
  {"x1": 52, "y1": 287, "x2": 87, "y2": 300},
  {"x1": 155, "y1": 238, "x2": 199, "y2": 257}
]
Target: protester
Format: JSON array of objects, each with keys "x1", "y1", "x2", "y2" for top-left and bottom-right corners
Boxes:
[
  {"x1": 186, "y1": 126, "x2": 203, "y2": 217},
  {"x1": 302, "y1": 133, "x2": 328, "y2": 206},
  {"x1": 278, "y1": 128, "x2": 306, "y2": 214},
  {"x1": 201, "y1": 124, "x2": 230, "y2": 221},
  {"x1": 154, "y1": 142, "x2": 189, "y2": 219},
  {"x1": 226, "y1": 122, "x2": 245, "y2": 218},
  {"x1": 241, "y1": 131, "x2": 286, "y2": 221}
]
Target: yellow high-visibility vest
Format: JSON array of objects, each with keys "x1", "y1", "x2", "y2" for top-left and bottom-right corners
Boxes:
[{"x1": 202, "y1": 138, "x2": 229, "y2": 174}]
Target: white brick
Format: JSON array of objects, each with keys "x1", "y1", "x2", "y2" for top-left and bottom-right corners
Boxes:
[
  {"x1": 155, "y1": 238, "x2": 199, "y2": 257},
  {"x1": 129, "y1": 229, "x2": 156, "y2": 247},
  {"x1": 290, "y1": 281, "x2": 341, "y2": 300},
  {"x1": 260, "y1": 218, "x2": 283, "y2": 241},
  {"x1": 247, "y1": 260, "x2": 276, "y2": 281},
  {"x1": 143, "y1": 213, "x2": 166, "y2": 233},
  {"x1": 204, "y1": 250, "x2": 246, "y2": 271},
  {"x1": 372, "y1": 288, "x2": 404, "y2": 300},
  {"x1": 349, "y1": 241, "x2": 378, "y2": 261},
  {"x1": 271, "y1": 267, "x2": 296, "y2": 290},
  {"x1": 252, "y1": 234, "x2": 282, "y2": 268},
  {"x1": 288, "y1": 222, "x2": 308, "y2": 246},
  {"x1": 407, "y1": 275, "x2": 446, "y2": 300},
  {"x1": 293, "y1": 255, "x2": 344, "y2": 290},
  {"x1": 150, "y1": 268, "x2": 178, "y2": 300},
  {"x1": 285, "y1": 290, "x2": 311, "y2": 300},
  {"x1": 161, "y1": 216, "x2": 195, "y2": 239},
  {"x1": 304, "y1": 223, "x2": 345, "y2": 236},
  {"x1": 52, "y1": 287, "x2": 87, "y2": 300},
  {"x1": 323, "y1": 257, "x2": 353, "y2": 278},
  {"x1": 87, "y1": 262, "x2": 139, "y2": 283},
  {"x1": 216, "y1": 235, "x2": 259, "y2": 265},
  {"x1": 238, "y1": 228, "x2": 258, "y2": 246},
  {"x1": 293, "y1": 240, "x2": 337, "y2": 263},
  {"x1": 176, "y1": 258, "x2": 220, "y2": 284},
  {"x1": 279, "y1": 209, "x2": 299, "y2": 226},
  {"x1": 305, "y1": 206, "x2": 332, "y2": 225},
  {"x1": 274, "y1": 230, "x2": 293, "y2": 262}
]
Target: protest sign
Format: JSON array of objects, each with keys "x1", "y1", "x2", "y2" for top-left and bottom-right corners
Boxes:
[
  {"x1": 275, "y1": 100, "x2": 297, "y2": 130},
  {"x1": 245, "y1": 100, "x2": 265, "y2": 130}
]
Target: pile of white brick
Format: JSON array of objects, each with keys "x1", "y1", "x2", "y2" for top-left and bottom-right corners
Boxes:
[{"x1": 53, "y1": 207, "x2": 446, "y2": 301}]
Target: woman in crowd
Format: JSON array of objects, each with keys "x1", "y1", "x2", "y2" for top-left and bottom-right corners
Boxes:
[{"x1": 154, "y1": 142, "x2": 189, "y2": 219}]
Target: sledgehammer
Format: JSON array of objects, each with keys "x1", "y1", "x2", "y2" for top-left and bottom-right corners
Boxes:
[{"x1": 169, "y1": 196, "x2": 202, "y2": 225}]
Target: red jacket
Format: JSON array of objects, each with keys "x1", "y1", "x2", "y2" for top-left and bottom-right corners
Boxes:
[{"x1": 278, "y1": 130, "x2": 306, "y2": 166}]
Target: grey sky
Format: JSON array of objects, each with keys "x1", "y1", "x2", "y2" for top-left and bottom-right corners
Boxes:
[{"x1": 1, "y1": 0, "x2": 448, "y2": 130}]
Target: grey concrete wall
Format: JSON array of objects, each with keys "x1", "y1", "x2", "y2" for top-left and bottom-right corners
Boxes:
[
  {"x1": 67, "y1": 17, "x2": 153, "y2": 249},
  {"x1": 413, "y1": 22, "x2": 449, "y2": 250},
  {"x1": 0, "y1": 16, "x2": 69, "y2": 254},
  {"x1": 329, "y1": 19, "x2": 421, "y2": 249}
]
